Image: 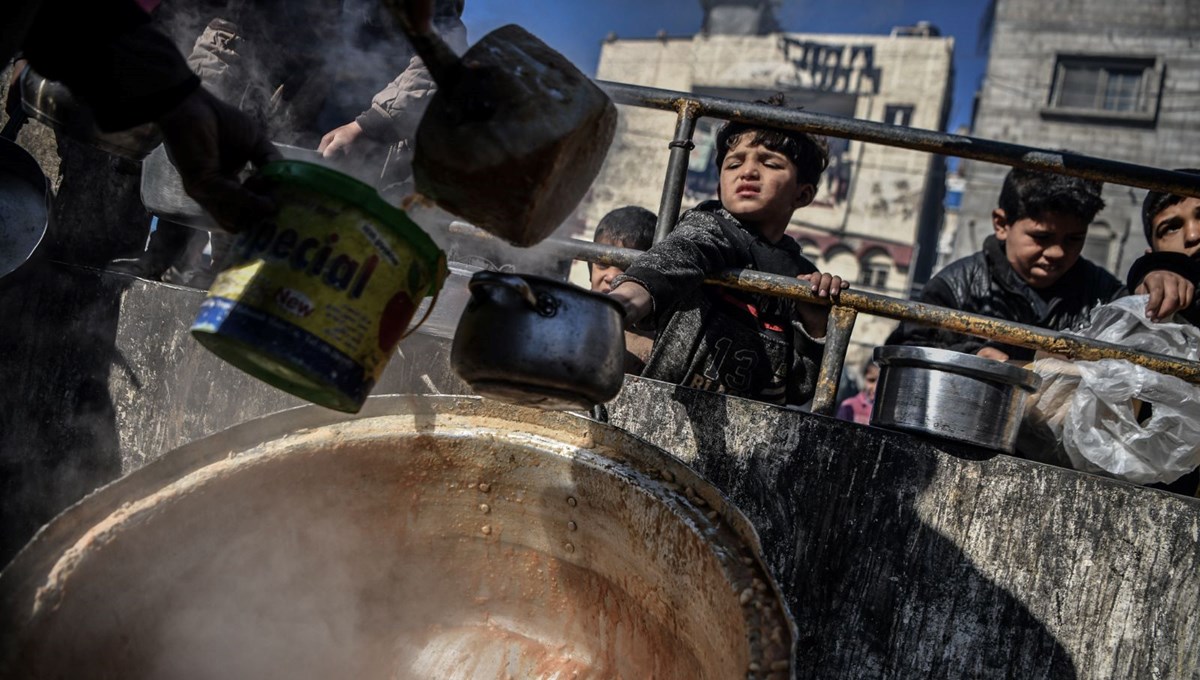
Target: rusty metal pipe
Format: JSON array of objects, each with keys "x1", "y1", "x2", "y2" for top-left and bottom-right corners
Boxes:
[
  {"x1": 655, "y1": 102, "x2": 701, "y2": 244},
  {"x1": 811, "y1": 306, "x2": 858, "y2": 416},
  {"x1": 446, "y1": 226, "x2": 1200, "y2": 382},
  {"x1": 708, "y1": 268, "x2": 1200, "y2": 383},
  {"x1": 598, "y1": 81, "x2": 1200, "y2": 199}
]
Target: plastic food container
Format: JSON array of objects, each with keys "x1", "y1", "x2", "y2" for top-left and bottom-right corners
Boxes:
[{"x1": 192, "y1": 161, "x2": 447, "y2": 412}]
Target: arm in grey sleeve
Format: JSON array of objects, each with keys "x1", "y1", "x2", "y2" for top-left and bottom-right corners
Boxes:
[
  {"x1": 353, "y1": 18, "x2": 468, "y2": 143},
  {"x1": 354, "y1": 55, "x2": 435, "y2": 143},
  {"x1": 185, "y1": 18, "x2": 243, "y2": 100}
]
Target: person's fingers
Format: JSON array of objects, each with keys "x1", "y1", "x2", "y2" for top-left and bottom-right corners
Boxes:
[
  {"x1": 1182, "y1": 282, "x2": 1195, "y2": 313},
  {"x1": 1162, "y1": 278, "x2": 1190, "y2": 318},
  {"x1": 1145, "y1": 280, "x2": 1165, "y2": 319},
  {"x1": 1160, "y1": 286, "x2": 1181, "y2": 318},
  {"x1": 977, "y1": 347, "x2": 1009, "y2": 362},
  {"x1": 829, "y1": 276, "x2": 845, "y2": 301},
  {"x1": 318, "y1": 130, "x2": 337, "y2": 154},
  {"x1": 323, "y1": 134, "x2": 348, "y2": 158}
]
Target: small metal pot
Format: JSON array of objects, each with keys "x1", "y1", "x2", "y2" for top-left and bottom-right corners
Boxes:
[
  {"x1": 871, "y1": 345, "x2": 1042, "y2": 452},
  {"x1": 451, "y1": 271, "x2": 626, "y2": 410}
]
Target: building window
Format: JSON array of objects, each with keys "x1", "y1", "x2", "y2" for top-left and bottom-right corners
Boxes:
[
  {"x1": 1046, "y1": 56, "x2": 1160, "y2": 121},
  {"x1": 858, "y1": 261, "x2": 889, "y2": 289},
  {"x1": 883, "y1": 104, "x2": 913, "y2": 127}
]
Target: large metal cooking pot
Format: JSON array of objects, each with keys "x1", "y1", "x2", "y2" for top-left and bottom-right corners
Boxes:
[
  {"x1": 0, "y1": 396, "x2": 796, "y2": 679},
  {"x1": 0, "y1": 136, "x2": 51, "y2": 279},
  {"x1": 451, "y1": 271, "x2": 626, "y2": 410},
  {"x1": 19, "y1": 67, "x2": 161, "y2": 160},
  {"x1": 871, "y1": 345, "x2": 1042, "y2": 452}
]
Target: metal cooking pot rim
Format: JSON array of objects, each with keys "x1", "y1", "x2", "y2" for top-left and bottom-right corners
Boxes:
[
  {"x1": 470, "y1": 270, "x2": 627, "y2": 316},
  {"x1": 873, "y1": 345, "x2": 1042, "y2": 391}
]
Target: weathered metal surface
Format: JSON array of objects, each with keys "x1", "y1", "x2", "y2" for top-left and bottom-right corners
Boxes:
[
  {"x1": 0, "y1": 397, "x2": 793, "y2": 680},
  {"x1": 707, "y1": 268, "x2": 1200, "y2": 383},
  {"x1": 450, "y1": 271, "x2": 627, "y2": 409},
  {"x1": 655, "y1": 100, "x2": 701, "y2": 244},
  {"x1": 606, "y1": 376, "x2": 1200, "y2": 680},
  {"x1": 810, "y1": 306, "x2": 857, "y2": 416},
  {"x1": 600, "y1": 81, "x2": 1200, "y2": 199},
  {"x1": 871, "y1": 346, "x2": 1042, "y2": 453}
]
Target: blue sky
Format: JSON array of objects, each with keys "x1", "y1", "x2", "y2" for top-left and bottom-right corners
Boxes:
[{"x1": 461, "y1": 0, "x2": 992, "y2": 133}]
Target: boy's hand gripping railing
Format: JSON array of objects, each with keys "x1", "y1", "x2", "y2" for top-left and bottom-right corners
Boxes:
[{"x1": 532, "y1": 237, "x2": 1200, "y2": 415}]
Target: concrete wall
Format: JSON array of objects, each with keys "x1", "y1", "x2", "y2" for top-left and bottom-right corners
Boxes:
[{"x1": 950, "y1": 0, "x2": 1200, "y2": 279}]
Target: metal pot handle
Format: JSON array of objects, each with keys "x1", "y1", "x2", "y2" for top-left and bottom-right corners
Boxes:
[
  {"x1": 400, "y1": 281, "x2": 443, "y2": 340},
  {"x1": 468, "y1": 270, "x2": 539, "y2": 310}
]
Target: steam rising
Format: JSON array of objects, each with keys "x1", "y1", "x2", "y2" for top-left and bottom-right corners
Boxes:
[{"x1": 152, "y1": 3, "x2": 577, "y2": 280}]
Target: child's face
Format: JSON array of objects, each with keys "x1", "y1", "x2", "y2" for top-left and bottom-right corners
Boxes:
[
  {"x1": 862, "y1": 364, "x2": 879, "y2": 400},
  {"x1": 1149, "y1": 197, "x2": 1200, "y2": 258},
  {"x1": 718, "y1": 137, "x2": 813, "y2": 228},
  {"x1": 992, "y1": 210, "x2": 1089, "y2": 289},
  {"x1": 590, "y1": 262, "x2": 624, "y2": 294}
]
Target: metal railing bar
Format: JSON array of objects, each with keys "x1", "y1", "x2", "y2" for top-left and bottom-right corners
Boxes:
[
  {"x1": 598, "y1": 81, "x2": 1200, "y2": 199},
  {"x1": 523, "y1": 234, "x2": 1200, "y2": 384},
  {"x1": 655, "y1": 102, "x2": 701, "y2": 244},
  {"x1": 812, "y1": 306, "x2": 859, "y2": 415}
]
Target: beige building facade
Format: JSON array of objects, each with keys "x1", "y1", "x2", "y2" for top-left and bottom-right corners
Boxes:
[{"x1": 577, "y1": 27, "x2": 955, "y2": 375}]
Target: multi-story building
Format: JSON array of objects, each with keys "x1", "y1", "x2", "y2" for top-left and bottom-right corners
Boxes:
[
  {"x1": 947, "y1": 0, "x2": 1200, "y2": 279},
  {"x1": 576, "y1": 0, "x2": 955, "y2": 374}
]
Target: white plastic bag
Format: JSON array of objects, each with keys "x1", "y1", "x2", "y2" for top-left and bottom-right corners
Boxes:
[{"x1": 1023, "y1": 296, "x2": 1200, "y2": 485}]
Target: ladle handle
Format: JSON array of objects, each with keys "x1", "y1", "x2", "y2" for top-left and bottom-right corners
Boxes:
[
  {"x1": 383, "y1": 0, "x2": 461, "y2": 88},
  {"x1": 468, "y1": 271, "x2": 540, "y2": 310}
]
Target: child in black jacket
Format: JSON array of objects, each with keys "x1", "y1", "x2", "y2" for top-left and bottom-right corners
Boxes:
[
  {"x1": 887, "y1": 167, "x2": 1124, "y2": 361},
  {"x1": 1125, "y1": 169, "x2": 1200, "y2": 326},
  {"x1": 606, "y1": 106, "x2": 845, "y2": 407}
]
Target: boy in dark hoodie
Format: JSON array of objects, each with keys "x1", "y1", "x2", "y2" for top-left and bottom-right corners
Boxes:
[
  {"x1": 606, "y1": 105, "x2": 846, "y2": 407},
  {"x1": 1127, "y1": 172, "x2": 1200, "y2": 495},
  {"x1": 588, "y1": 205, "x2": 658, "y2": 375},
  {"x1": 887, "y1": 167, "x2": 1124, "y2": 360},
  {"x1": 1125, "y1": 169, "x2": 1200, "y2": 326}
]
